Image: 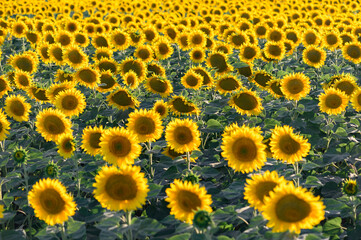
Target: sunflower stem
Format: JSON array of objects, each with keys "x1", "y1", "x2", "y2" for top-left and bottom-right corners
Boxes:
[
  {"x1": 293, "y1": 162, "x2": 300, "y2": 187},
  {"x1": 60, "y1": 223, "x2": 67, "y2": 240},
  {"x1": 126, "y1": 211, "x2": 133, "y2": 240},
  {"x1": 186, "y1": 152, "x2": 191, "y2": 171},
  {"x1": 148, "y1": 141, "x2": 154, "y2": 178},
  {"x1": 23, "y1": 163, "x2": 29, "y2": 206}
]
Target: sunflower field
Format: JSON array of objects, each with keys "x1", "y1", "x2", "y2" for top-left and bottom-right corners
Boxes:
[{"x1": 1, "y1": 0, "x2": 361, "y2": 239}]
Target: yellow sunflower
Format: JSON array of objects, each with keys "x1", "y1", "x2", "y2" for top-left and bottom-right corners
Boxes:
[
  {"x1": 0, "y1": 110, "x2": 10, "y2": 141},
  {"x1": 244, "y1": 170, "x2": 289, "y2": 211},
  {"x1": 107, "y1": 88, "x2": 140, "y2": 111},
  {"x1": 263, "y1": 41, "x2": 286, "y2": 61},
  {"x1": 229, "y1": 90, "x2": 263, "y2": 116},
  {"x1": 119, "y1": 57, "x2": 147, "y2": 81},
  {"x1": 14, "y1": 70, "x2": 32, "y2": 90},
  {"x1": 145, "y1": 75, "x2": 173, "y2": 97},
  {"x1": 153, "y1": 38, "x2": 174, "y2": 60},
  {"x1": 189, "y1": 47, "x2": 206, "y2": 63},
  {"x1": 64, "y1": 45, "x2": 88, "y2": 69},
  {"x1": 191, "y1": 67, "x2": 214, "y2": 88},
  {"x1": 270, "y1": 125, "x2": 311, "y2": 164},
  {"x1": 280, "y1": 73, "x2": 311, "y2": 101},
  {"x1": 56, "y1": 134, "x2": 76, "y2": 159},
  {"x1": 97, "y1": 70, "x2": 119, "y2": 93},
  {"x1": 221, "y1": 125, "x2": 267, "y2": 173},
  {"x1": 267, "y1": 79, "x2": 285, "y2": 98},
  {"x1": 189, "y1": 30, "x2": 207, "y2": 48},
  {"x1": 165, "y1": 118, "x2": 201, "y2": 154},
  {"x1": 333, "y1": 77, "x2": 358, "y2": 96},
  {"x1": 168, "y1": 96, "x2": 201, "y2": 116},
  {"x1": 302, "y1": 29, "x2": 322, "y2": 47},
  {"x1": 4, "y1": 94, "x2": 31, "y2": 122},
  {"x1": 342, "y1": 42, "x2": 361, "y2": 64},
  {"x1": 239, "y1": 43, "x2": 260, "y2": 64},
  {"x1": 9, "y1": 52, "x2": 38, "y2": 74},
  {"x1": 134, "y1": 45, "x2": 154, "y2": 63},
  {"x1": 165, "y1": 179, "x2": 212, "y2": 224},
  {"x1": 75, "y1": 67, "x2": 101, "y2": 88},
  {"x1": 127, "y1": 109, "x2": 163, "y2": 143},
  {"x1": 99, "y1": 127, "x2": 141, "y2": 167},
  {"x1": 181, "y1": 70, "x2": 203, "y2": 90},
  {"x1": 28, "y1": 178, "x2": 76, "y2": 226},
  {"x1": 261, "y1": 183, "x2": 325, "y2": 234},
  {"x1": 74, "y1": 32, "x2": 89, "y2": 48},
  {"x1": 54, "y1": 88, "x2": 86, "y2": 117},
  {"x1": 323, "y1": 30, "x2": 341, "y2": 51},
  {"x1": 215, "y1": 75, "x2": 242, "y2": 95},
  {"x1": 110, "y1": 29, "x2": 130, "y2": 51},
  {"x1": 26, "y1": 86, "x2": 50, "y2": 103},
  {"x1": 318, "y1": 88, "x2": 349, "y2": 115},
  {"x1": 93, "y1": 165, "x2": 149, "y2": 211},
  {"x1": 35, "y1": 108, "x2": 72, "y2": 142},
  {"x1": 250, "y1": 70, "x2": 273, "y2": 89},
  {"x1": 302, "y1": 45, "x2": 326, "y2": 68},
  {"x1": 48, "y1": 43, "x2": 65, "y2": 66},
  {"x1": 46, "y1": 82, "x2": 76, "y2": 102},
  {"x1": 81, "y1": 126, "x2": 104, "y2": 156},
  {"x1": 351, "y1": 88, "x2": 361, "y2": 111},
  {"x1": 0, "y1": 76, "x2": 11, "y2": 99},
  {"x1": 152, "y1": 100, "x2": 169, "y2": 119},
  {"x1": 206, "y1": 52, "x2": 233, "y2": 75},
  {"x1": 123, "y1": 70, "x2": 140, "y2": 90}
]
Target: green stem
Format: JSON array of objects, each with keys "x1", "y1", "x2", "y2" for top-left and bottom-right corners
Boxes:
[
  {"x1": 186, "y1": 152, "x2": 191, "y2": 171},
  {"x1": 60, "y1": 223, "x2": 67, "y2": 240},
  {"x1": 148, "y1": 141, "x2": 154, "y2": 178},
  {"x1": 293, "y1": 162, "x2": 300, "y2": 187},
  {"x1": 126, "y1": 211, "x2": 133, "y2": 240},
  {"x1": 23, "y1": 163, "x2": 29, "y2": 206}
]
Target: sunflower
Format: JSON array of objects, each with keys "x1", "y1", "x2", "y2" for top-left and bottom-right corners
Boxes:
[
  {"x1": 191, "y1": 67, "x2": 214, "y2": 88},
  {"x1": 4, "y1": 95, "x2": 31, "y2": 122},
  {"x1": 214, "y1": 42, "x2": 232, "y2": 55},
  {"x1": 239, "y1": 43, "x2": 260, "y2": 64},
  {"x1": 145, "y1": 75, "x2": 173, "y2": 97},
  {"x1": 26, "y1": 31, "x2": 40, "y2": 46},
  {"x1": 75, "y1": 67, "x2": 100, "y2": 88},
  {"x1": 177, "y1": 32, "x2": 191, "y2": 51},
  {"x1": 55, "y1": 30, "x2": 74, "y2": 47},
  {"x1": 222, "y1": 122, "x2": 243, "y2": 138},
  {"x1": 122, "y1": 70, "x2": 139, "y2": 90},
  {"x1": 37, "y1": 43, "x2": 52, "y2": 64},
  {"x1": 9, "y1": 52, "x2": 38, "y2": 74},
  {"x1": 81, "y1": 125, "x2": 104, "y2": 156},
  {"x1": 188, "y1": 30, "x2": 207, "y2": 48},
  {"x1": 267, "y1": 79, "x2": 284, "y2": 98},
  {"x1": 229, "y1": 90, "x2": 263, "y2": 116},
  {"x1": 228, "y1": 31, "x2": 249, "y2": 49},
  {"x1": 93, "y1": 165, "x2": 149, "y2": 211},
  {"x1": 97, "y1": 70, "x2": 119, "y2": 93},
  {"x1": 26, "y1": 86, "x2": 50, "y2": 103},
  {"x1": 43, "y1": 31, "x2": 55, "y2": 44},
  {"x1": 343, "y1": 179, "x2": 358, "y2": 196},
  {"x1": 119, "y1": 57, "x2": 147, "y2": 81},
  {"x1": 64, "y1": 45, "x2": 88, "y2": 69},
  {"x1": 35, "y1": 108, "x2": 72, "y2": 142},
  {"x1": 181, "y1": 70, "x2": 203, "y2": 90},
  {"x1": 0, "y1": 110, "x2": 10, "y2": 141},
  {"x1": 244, "y1": 171, "x2": 289, "y2": 210},
  {"x1": 107, "y1": 88, "x2": 140, "y2": 111},
  {"x1": 270, "y1": 125, "x2": 311, "y2": 164},
  {"x1": 318, "y1": 88, "x2": 349, "y2": 115},
  {"x1": 263, "y1": 41, "x2": 286, "y2": 61},
  {"x1": 351, "y1": 88, "x2": 361, "y2": 111},
  {"x1": 221, "y1": 125, "x2": 267, "y2": 173},
  {"x1": 342, "y1": 42, "x2": 361, "y2": 64},
  {"x1": 215, "y1": 75, "x2": 242, "y2": 95},
  {"x1": 206, "y1": 51, "x2": 233, "y2": 75},
  {"x1": 152, "y1": 100, "x2": 168, "y2": 119},
  {"x1": 153, "y1": 38, "x2": 174, "y2": 60},
  {"x1": 48, "y1": 43, "x2": 65, "y2": 66},
  {"x1": 28, "y1": 178, "x2": 76, "y2": 226},
  {"x1": 127, "y1": 109, "x2": 163, "y2": 143},
  {"x1": 164, "y1": 25, "x2": 179, "y2": 42},
  {"x1": 189, "y1": 47, "x2": 205, "y2": 63},
  {"x1": 56, "y1": 134, "x2": 75, "y2": 159},
  {"x1": 46, "y1": 82, "x2": 76, "y2": 102},
  {"x1": 74, "y1": 32, "x2": 89, "y2": 48},
  {"x1": 168, "y1": 96, "x2": 201, "y2": 116},
  {"x1": 92, "y1": 34, "x2": 110, "y2": 49},
  {"x1": 143, "y1": 26, "x2": 159, "y2": 43},
  {"x1": 323, "y1": 30, "x2": 341, "y2": 51},
  {"x1": 254, "y1": 23, "x2": 269, "y2": 39},
  {"x1": 165, "y1": 179, "x2": 212, "y2": 224},
  {"x1": 280, "y1": 73, "x2": 311, "y2": 101},
  {"x1": 14, "y1": 71, "x2": 32, "y2": 90},
  {"x1": 11, "y1": 21, "x2": 28, "y2": 38},
  {"x1": 129, "y1": 31, "x2": 145, "y2": 47},
  {"x1": 302, "y1": 29, "x2": 322, "y2": 47},
  {"x1": 302, "y1": 45, "x2": 326, "y2": 68},
  {"x1": 333, "y1": 77, "x2": 358, "y2": 96},
  {"x1": 266, "y1": 28, "x2": 285, "y2": 43},
  {"x1": 134, "y1": 45, "x2": 154, "y2": 63},
  {"x1": 99, "y1": 127, "x2": 141, "y2": 167},
  {"x1": 261, "y1": 183, "x2": 325, "y2": 234},
  {"x1": 165, "y1": 118, "x2": 201, "y2": 154},
  {"x1": 147, "y1": 63, "x2": 166, "y2": 78},
  {"x1": 54, "y1": 88, "x2": 86, "y2": 117}
]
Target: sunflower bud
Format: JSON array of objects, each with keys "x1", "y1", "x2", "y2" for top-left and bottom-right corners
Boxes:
[
  {"x1": 182, "y1": 171, "x2": 200, "y2": 184},
  {"x1": 343, "y1": 179, "x2": 358, "y2": 196},
  {"x1": 13, "y1": 147, "x2": 28, "y2": 164},
  {"x1": 193, "y1": 210, "x2": 212, "y2": 230},
  {"x1": 45, "y1": 161, "x2": 59, "y2": 178}
]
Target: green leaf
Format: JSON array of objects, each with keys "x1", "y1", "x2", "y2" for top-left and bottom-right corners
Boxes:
[
  {"x1": 334, "y1": 127, "x2": 347, "y2": 137},
  {"x1": 147, "y1": 183, "x2": 163, "y2": 199},
  {"x1": 168, "y1": 233, "x2": 192, "y2": 240},
  {"x1": 304, "y1": 176, "x2": 323, "y2": 187},
  {"x1": 1, "y1": 230, "x2": 27, "y2": 240},
  {"x1": 323, "y1": 217, "x2": 343, "y2": 236},
  {"x1": 206, "y1": 119, "x2": 223, "y2": 132},
  {"x1": 67, "y1": 218, "x2": 86, "y2": 239},
  {"x1": 305, "y1": 234, "x2": 322, "y2": 240}
]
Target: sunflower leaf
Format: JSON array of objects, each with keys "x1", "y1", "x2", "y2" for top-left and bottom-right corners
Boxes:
[{"x1": 323, "y1": 217, "x2": 343, "y2": 236}]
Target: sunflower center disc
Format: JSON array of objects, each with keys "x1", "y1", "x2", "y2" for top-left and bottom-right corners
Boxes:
[
  {"x1": 279, "y1": 135, "x2": 300, "y2": 155},
  {"x1": 174, "y1": 126, "x2": 193, "y2": 144},
  {"x1": 39, "y1": 189, "x2": 65, "y2": 214},
  {"x1": 255, "y1": 181, "x2": 278, "y2": 203},
  {"x1": 286, "y1": 79, "x2": 304, "y2": 94},
  {"x1": 89, "y1": 132, "x2": 102, "y2": 149},
  {"x1": 178, "y1": 190, "x2": 202, "y2": 212},
  {"x1": 325, "y1": 94, "x2": 342, "y2": 109},
  {"x1": 232, "y1": 137, "x2": 257, "y2": 162},
  {"x1": 307, "y1": 50, "x2": 321, "y2": 63},
  {"x1": 276, "y1": 194, "x2": 311, "y2": 222},
  {"x1": 105, "y1": 174, "x2": 137, "y2": 200},
  {"x1": 135, "y1": 117, "x2": 155, "y2": 135},
  {"x1": 234, "y1": 93, "x2": 258, "y2": 111},
  {"x1": 109, "y1": 136, "x2": 131, "y2": 157},
  {"x1": 10, "y1": 100, "x2": 25, "y2": 116},
  {"x1": 44, "y1": 116, "x2": 66, "y2": 134}
]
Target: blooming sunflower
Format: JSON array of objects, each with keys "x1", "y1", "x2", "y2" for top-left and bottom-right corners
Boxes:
[
  {"x1": 302, "y1": 29, "x2": 322, "y2": 47},
  {"x1": 97, "y1": 70, "x2": 119, "y2": 93},
  {"x1": 244, "y1": 170, "x2": 289, "y2": 210},
  {"x1": 93, "y1": 165, "x2": 149, "y2": 211},
  {"x1": 26, "y1": 86, "x2": 50, "y2": 103},
  {"x1": 119, "y1": 57, "x2": 147, "y2": 81},
  {"x1": 318, "y1": 88, "x2": 349, "y2": 115},
  {"x1": 168, "y1": 96, "x2": 201, "y2": 116},
  {"x1": 0, "y1": 76, "x2": 11, "y2": 99},
  {"x1": 28, "y1": 178, "x2": 76, "y2": 226},
  {"x1": 74, "y1": 32, "x2": 89, "y2": 48},
  {"x1": 280, "y1": 73, "x2": 311, "y2": 101},
  {"x1": 216, "y1": 75, "x2": 242, "y2": 95},
  {"x1": 9, "y1": 52, "x2": 38, "y2": 74},
  {"x1": 323, "y1": 30, "x2": 341, "y2": 51},
  {"x1": 81, "y1": 125, "x2": 104, "y2": 156},
  {"x1": 165, "y1": 179, "x2": 212, "y2": 224},
  {"x1": 221, "y1": 125, "x2": 267, "y2": 173},
  {"x1": 270, "y1": 125, "x2": 311, "y2": 164},
  {"x1": 4, "y1": 94, "x2": 31, "y2": 122},
  {"x1": 342, "y1": 42, "x2": 361, "y2": 64},
  {"x1": 229, "y1": 90, "x2": 263, "y2": 116},
  {"x1": 0, "y1": 110, "x2": 10, "y2": 141},
  {"x1": 177, "y1": 32, "x2": 191, "y2": 51},
  {"x1": 343, "y1": 179, "x2": 358, "y2": 196},
  {"x1": 122, "y1": 70, "x2": 139, "y2": 90},
  {"x1": 181, "y1": 70, "x2": 203, "y2": 90},
  {"x1": 206, "y1": 52, "x2": 233, "y2": 75},
  {"x1": 250, "y1": 70, "x2": 273, "y2": 89},
  {"x1": 56, "y1": 134, "x2": 76, "y2": 159},
  {"x1": 54, "y1": 88, "x2": 86, "y2": 117},
  {"x1": 239, "y1": 43, "x2": 260, "y2": 64},
  {"x1": 48, "y1": 43, "x2": 65, "y2": 66},
  {"x1": 64, "y1": 45, "x2": 88, "y2": 69},
  {"x1": 110, "y1": 29, "x2": 130, "y2": 51},
  {"x1": 107, "y1": 88, "x2": 139, "y2": 111},
  {"x1": 266, "y1": 28, "x2": 285, "y2": 42},
  {"x1": 267, "y1": 79, "x2": 285, "y2": 98},
  {"x1": 165, "y1": 118, "x2": 201, "y2": 154},
  {"x1": 127, "y1": 109, "x2": 163, "y2": 143},
  {"x1": 333, "y1": 77, "x2": 358, "y2": 96},
  {"x1": 153, "y1": 38, "x2": 174, "y2": 60},
  {"x1": 188, "y1": 30, "x2": 207, "y2": 48},
  {"x1": 134, "y1": 45, "x2": 154, "y2": 63},
  {"x1": 75, "y1": 67, "x2": 101, "y2": 88},
  {"x1": 35, "y1": 108, "x2": 72, "y2": 142},
  {"x1": 263, "y1": 41, "x2": 286, "y2": 61},
  {"x1": 302, "y1": 45, "x2": 326, "y2": 68},
  {"x1": 46, "y1": 82, "x2": 76, "y2": 102},
  {"x1": 189, "y1": 47, "x2": 206, "y2": 63},
  {"x1": 145, "y1": 75, "x2": 173, "y2": 97},
  {"x1": 351, "y1": 88, "x2": 361, "y2": 111},
  {"x1": 99, "y1": 127, "x2": 141, "y2": 167},
  {"x1": 14, "y1": 70, "x2": 32, "y2": 90},
  {"x1": 152, "y1": 100, "x2": 169, "y2": 119},
  {"x1": 191, "y1": 67, "x2": 214, "y2": 88},
  {"x1": 261, "y1": 183, "x2": 325, "y2": 234}
]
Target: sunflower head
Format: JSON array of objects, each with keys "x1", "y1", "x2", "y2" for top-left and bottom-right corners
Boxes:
[
  {"x1": 318, "y1": 88, "x2": 349, "y2": 115},
  {"x1": 193, "y1": 210, "x2": 212, "y2": 230},
  {"x1": 342, "y1": 42, "x2": 361, "y2": 64},
  {"x1": 250, "y1": 70, "x2": 273, "y2": 89},
  {"x1": 4, "y1": 94, "x2": 31, "y2": 122},
  {"x1": 45, "y1": 161, "x2": 59, "y2": 178},
  {"x1": 81, "y1": 125, "x2": 104, "y2": 156},
  {"x1": 54, "y1": 88, "x2": 86, "y2": 117},
  {"x1": 153, "y1": 38, "x2": 174, "y2": 60},
  {"x1": 98, "y1": 70, "x2": 118, "y2": 93},
  {"x1": 119, "y1": 57, "x2": 147, "y2": 81},
  {"x1": 75, "y1": 67, "x2": 101, "y2": 88},
  {"x1": 153, "y1": 100, "x2": 169, "y2": 119},
  {"x1": 229, "y1": 90, "x2": 263, "y2": 116},
  {"x1": 216, "y1": 75, "x2": 242, "y2": 95},
  {"x1": 280, "y1": 73, "x2": 311, "y2": 101},
  {"x1": 206, "y1": 51, "x2": 233, "y2": 75},
  {"x1": 145, "y1": 75, "x2": 173, "y2": 97},
  {"x1": 107, "y1": 88, "x2": 140, "y2": 111},
  {"x1": 9, "y1": 52, "x2": 38, "y2": 74},
  {"x1": 168, "y1": 96, "x2": 200, "y2": 116},
  {"x1": 343, "y1": 179, "x2": 358, "y2": 196},
  {"x1": 239, "y1": 43, "x2": 260, "y2": 64},
  {"x1": 181, "y1": 70, "x2": 203, "y2": 90},
  {"x1": 264, "y1": 41, "x2": 286, "y2": 61},
  {"x1": 57, "y1": 134, "x2": 76, "y2": 159},
  {"x1": 13, "y1": 146, "x2": 28, "y2": 165},
  {"x1": 303, "y1": 45, "x2": 326, "y2": 68}
]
